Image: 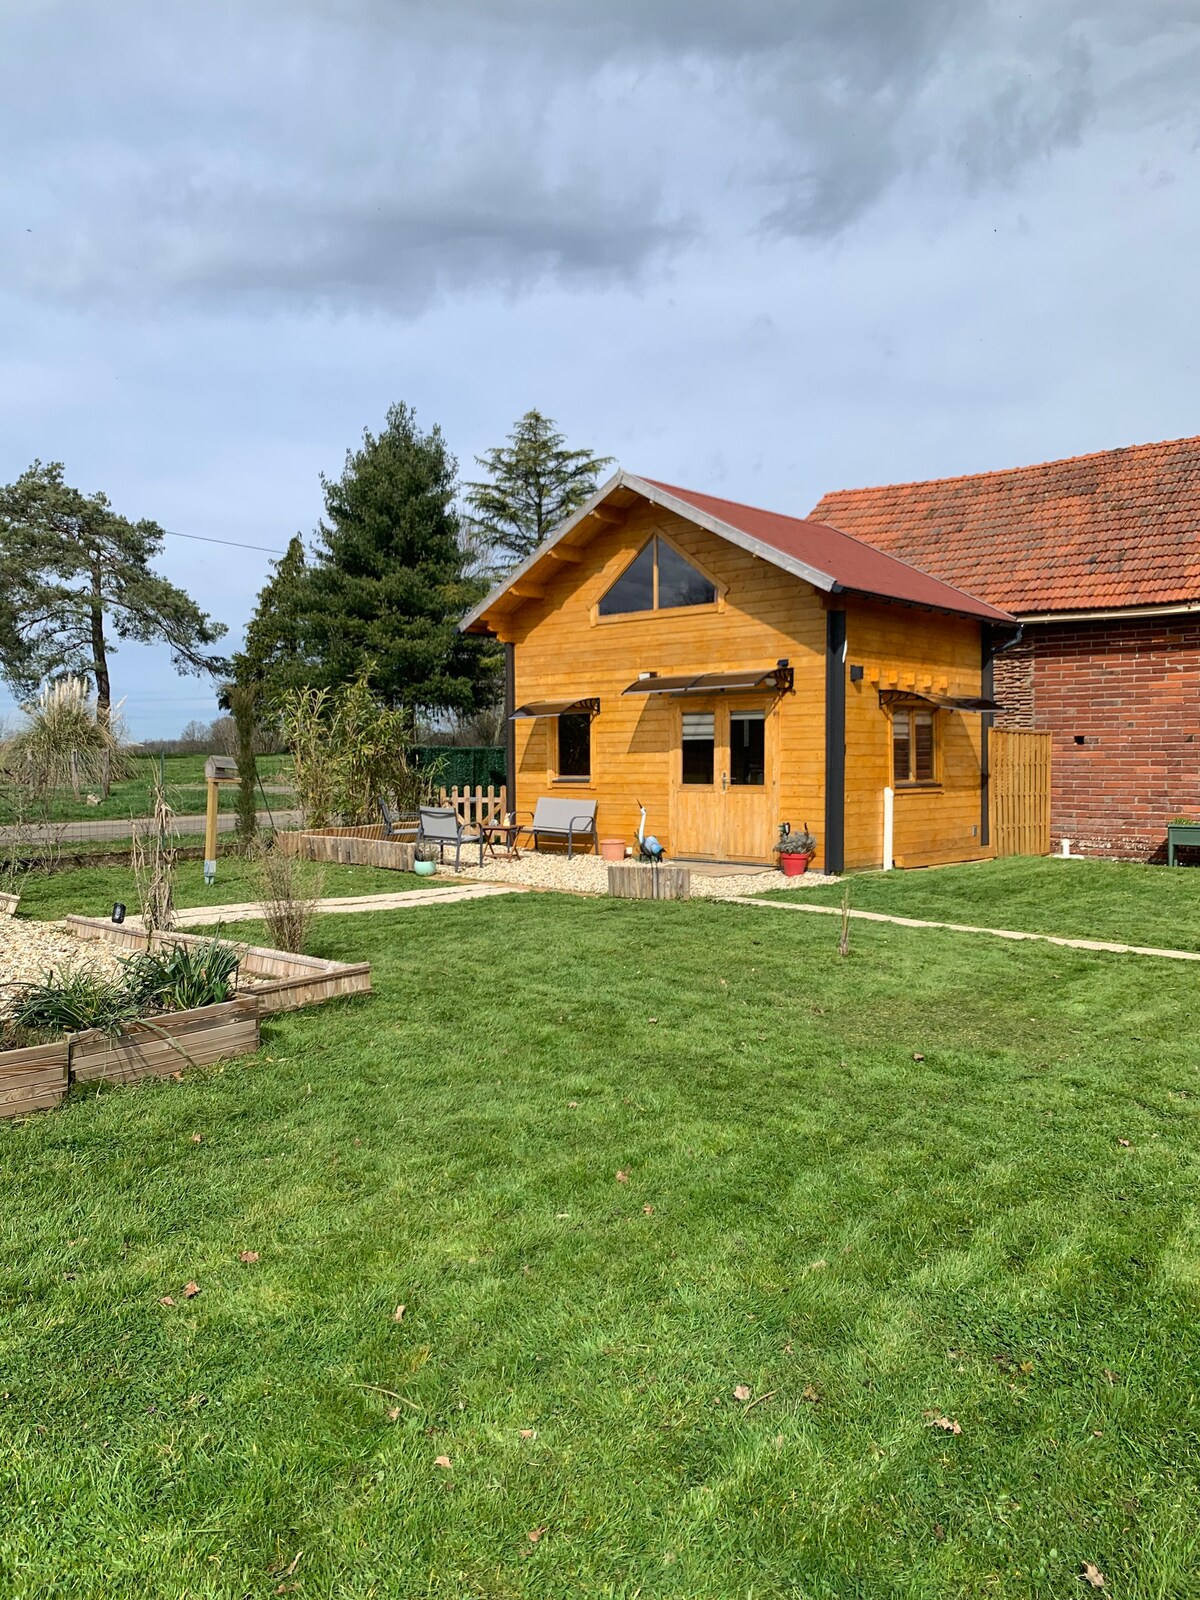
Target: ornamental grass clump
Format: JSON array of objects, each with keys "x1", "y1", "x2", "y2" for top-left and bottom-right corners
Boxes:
[
  {"x1": 122, "y1": 938, "x2": 241, "y2": 1013},
  {"x1": 254, "y1": 842, "x2": 321, "y2": 954}
]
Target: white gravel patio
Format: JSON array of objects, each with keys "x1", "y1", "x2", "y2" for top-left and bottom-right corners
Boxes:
[
  {"x1": 453, "y1": 851, "x2": 837, "y2": 899},
  {"x1": 1, "y1": 918, "x2": 127, "y2": 1016}
]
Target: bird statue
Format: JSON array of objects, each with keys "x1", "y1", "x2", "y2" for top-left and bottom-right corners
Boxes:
[{"x1": 636, "y1": 800, "x2": 665, "y2": 864}]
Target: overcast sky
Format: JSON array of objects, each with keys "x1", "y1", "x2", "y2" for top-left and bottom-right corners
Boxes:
[{"x1": 2, "y1": 0, "x2": 1198, "y2": 736}]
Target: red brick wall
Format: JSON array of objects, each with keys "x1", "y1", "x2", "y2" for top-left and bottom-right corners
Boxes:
[{"x1": 1009, "y1": 616, "x2": 1200, "y2": 859}]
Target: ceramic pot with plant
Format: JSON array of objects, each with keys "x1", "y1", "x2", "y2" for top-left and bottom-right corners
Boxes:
[
  {"x1": 414, "y1": 843, "x2": 438, "y2": 877},
  {"x1": 774, "y1": 823, "x2": 817, "y2": 878}
]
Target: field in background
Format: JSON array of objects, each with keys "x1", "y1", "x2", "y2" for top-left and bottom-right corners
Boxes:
[{"x1": 0, "y1": 753, "x2": 295, "y2": 826}]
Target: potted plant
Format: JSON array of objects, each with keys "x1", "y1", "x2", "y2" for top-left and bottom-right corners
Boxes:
[
  {"x1": 774, "y1": 823, "x2": 817, "y2": 877},
  {"x1": 414, "y1": 842, "x2": 438, "y2": 877}
]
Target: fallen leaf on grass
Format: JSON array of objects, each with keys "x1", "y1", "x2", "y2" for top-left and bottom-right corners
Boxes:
[
  {"x1": 732, "y1": 1384, "x2": 752, "y2": 1402},
  {"x1": 1080, "y1": 1562, "x2": 1106, "y2": 1589},
  {"x1": 393, "y1": 1304, "x2": 406, "y2": 1322},
  {"x1": 238, "y1": 1251, "x2": 260, "y2": 1265},
  {"x1": 912, "y1": 1052, "x2": 925, "y2": 1062},
  {"x1": 182, "y1": 1281, "x2": 201, "y2": 1299},
  {"x1": 1102, "y1": 1368, "x2": 1118, "y2": 1386},
  {"x1": 933, "y1": 1523, "x2": 945, "y2": 1542},
  {"x1": 648, "y1": 1018, "x2": 658, "y2": 1025},
  {"x1": 386, "y1": 1407, "x2": 401, "y2": 1423},
  {"x1": 527, "y1": 1527, "x2": 546, "y2": 1544},
  {"x1": 616, "y1": 1170, "x2": 629, "y2": 1184},
  {"x1": 643, "y1": 1204, "x2": 654, "y2": 1215},
  {"x1": 568, "y1": 1100, "x2": 578, "y2": 1108},
  {"x1": 434, "y1": 1454, "x2": 451, "y2": 1469},
  {"x1": 924, "y1": 1413, "x2": 962, "y2": 1435},
  {"x1": 159, "y1": 1296, "x2": 175, "y2": 1307},
  {"x1": 519, "y1": 1428, "x2": 537, "y2": 1440},
  {"x1": 1117, "y1": 1138, "x2": 1132, "y2": 1148},
  {"x1": 801, "y1": 1384, "x2": 821, "y2": 1405}
]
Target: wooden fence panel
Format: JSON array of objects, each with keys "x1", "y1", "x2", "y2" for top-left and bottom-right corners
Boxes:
[
  {"x1": 439, "y1": 785, "x2": 508, "y2": 828},
  {"x1": 990, "y1": 729, "x2": 1052, "y2": 857}
]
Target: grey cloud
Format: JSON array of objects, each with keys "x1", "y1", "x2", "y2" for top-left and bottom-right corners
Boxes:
[{"x1": 2, "y1": 0, "x2": 1198, "y2": 312}]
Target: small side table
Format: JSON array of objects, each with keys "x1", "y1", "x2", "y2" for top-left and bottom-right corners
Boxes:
[{"x1": 480, "y1": 820, "x2": 522, "y2": 861}]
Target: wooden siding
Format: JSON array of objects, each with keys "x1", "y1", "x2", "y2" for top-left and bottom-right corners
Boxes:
[
  {"x1": 502, "y1": 502, "x2": 827, "y2": 865},
  {"x1": 499, "y1": 502, "x2": 992, "y2": 870},
  {"x1": 843, "y1": 600, "x2": 993, "y2": 870}
]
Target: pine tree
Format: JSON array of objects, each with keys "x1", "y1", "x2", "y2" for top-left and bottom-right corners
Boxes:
[
  {"x1": 237, "y1": 404, "x2": 497, "y2": 717},
  {"x1": 465, "y1": 409, "x2": 613, "y2": 566},
  {"x1": 0, "y1": 461, "x2": 227, "y2": 725}
]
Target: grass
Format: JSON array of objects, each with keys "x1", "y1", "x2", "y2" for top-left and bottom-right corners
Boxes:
[
  {"x1": 0, "y1": 753, "x2": 294, "y2": 824},
  {"x1": 2, "y1": 885, "x2": 1199, "y2": 1596},
  {"x1": 762, "y1": 854, "x2": 1200, "y2": 952},
  {"x1": 14, "y1": 854, "x2": 433, "y2": 923}
]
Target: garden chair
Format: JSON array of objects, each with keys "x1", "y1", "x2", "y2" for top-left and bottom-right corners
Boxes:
[
  {"x1": 417, "y1": 806, "x2": 484, "y2": 870},
  {"x1": 378, "y1": 796, "x2": 418, "y2": 840}
]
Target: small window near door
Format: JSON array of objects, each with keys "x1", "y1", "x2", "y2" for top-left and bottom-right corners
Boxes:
[
  {"x1": 892, "y1": 707, "x2": 937, "y2": 785},
  {"x1": 681, "y1": 710, "x2": 714, "y2": 784},
  {"x1": 729, "y1": 711, "x2": 766, "y2": 785},
  {"x1": 557, "y1": 713, "x2": 591, "y2": 779}
]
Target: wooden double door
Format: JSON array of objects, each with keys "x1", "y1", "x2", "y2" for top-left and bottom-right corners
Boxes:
[{"x1": 669, "y1": 699, "x2": 776, "y2": 862}]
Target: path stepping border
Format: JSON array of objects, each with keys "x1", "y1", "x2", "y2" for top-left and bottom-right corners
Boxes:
[
  {"x1": 725, "y1": 895, "x2": 1200, "y2": 963},
  {"x1": 172, "y1": 882, "x2": 525, "y2": 928}
]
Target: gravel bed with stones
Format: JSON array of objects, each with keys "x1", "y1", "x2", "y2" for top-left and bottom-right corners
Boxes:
[
  {"x1": 453, "y1": 853, "x2": 837, "y2": 899},
  {"x1": 0, "y1": 919, "x2": 128, "y2": 1017}
]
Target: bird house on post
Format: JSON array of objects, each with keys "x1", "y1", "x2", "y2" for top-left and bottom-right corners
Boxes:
[{"x1": 202, "y1": 756, "x2": 239, "y2": 884}]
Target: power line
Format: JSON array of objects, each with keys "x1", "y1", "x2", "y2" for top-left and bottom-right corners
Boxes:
[{"x1": 162, "y1": 529, "x2": 289, "y2": 556}]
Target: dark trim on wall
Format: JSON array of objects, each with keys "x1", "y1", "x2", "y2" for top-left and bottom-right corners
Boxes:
[
  {"x1": 824, "y1": 610, "x2": 846, "y2": 875},
  {"x1": 504, "y1": 642, "x2": 517, "y2": 816},
  {"x1": 980, "y1": 627, "x2": 994, "y2": 848}
]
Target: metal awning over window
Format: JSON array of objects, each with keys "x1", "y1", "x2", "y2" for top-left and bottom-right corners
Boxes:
[
  {"x1": 879, "y1": 690, "x2": 1004, "y2": 713},
  {"x1": 622, "y1": 666, "x2": 793, "y2": 696},
  {"x1": 510, "y1": 697, "x2": 600, "y2": 719}
]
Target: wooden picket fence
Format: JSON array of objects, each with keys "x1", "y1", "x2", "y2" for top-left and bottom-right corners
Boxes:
[
  {"x1": 439, "y1": 784, "x2": 509, "y2": 828},
  {"x1": 990, "y1": 729, "x2": 1052, "y2": 857}
]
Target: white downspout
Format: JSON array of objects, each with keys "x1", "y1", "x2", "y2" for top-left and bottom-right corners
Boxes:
[{"x1": 882, "y1": 786, "x2": 894, "y2": 871}]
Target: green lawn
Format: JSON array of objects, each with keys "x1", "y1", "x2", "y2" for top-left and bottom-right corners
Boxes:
[
  {"x1": 763, "y1": 854, "x2": 1200, "y2": 952},
  {"x1": 15, "y1": 854, "x2": 431, "y2": 923},
  {"x1": 2, "y1": 888, "x2": 1199, "y2": 1596},
  {"x1": 0, "y1": 753, "x2": 295, "y2": 824}
]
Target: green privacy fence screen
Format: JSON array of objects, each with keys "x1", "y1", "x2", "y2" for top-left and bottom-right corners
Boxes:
[{"x1": 412, "y1": 746, "x2": 507, "y2": 791}]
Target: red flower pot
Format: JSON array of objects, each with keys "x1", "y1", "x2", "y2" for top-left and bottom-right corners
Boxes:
[{"x1": 780, "y1": 852, "x2": 810, "y2": 877}]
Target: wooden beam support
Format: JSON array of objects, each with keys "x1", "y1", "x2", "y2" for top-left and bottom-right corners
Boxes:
[
  {"x1": 545, "y1": 545, "x2": 585, "y2": 564},
  {"x1": 591, "y1": 504, "x2": 629, "y2": 526},
  {"x1": 509, "y1": 581, "x2": 546, "y2": 600}
]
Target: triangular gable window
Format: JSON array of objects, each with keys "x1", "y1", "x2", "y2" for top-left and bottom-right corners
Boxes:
[{"x1": 598, "y1": 536, "x2": 716, "y2": 617}]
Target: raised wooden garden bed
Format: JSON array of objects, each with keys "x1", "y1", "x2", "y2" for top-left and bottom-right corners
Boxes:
[
  {"x1": 278, "y1": 826, "x2": 416, "y2": 872},
  {"x1": 64, "y1": 917, "x2": 372, "y2": 1013},
  {"x1": 0, "y1": 920, "x2": 372, "y2": 1119},
  {"x1": 70, "y1": 998, "x2": 259, "y2": 1086},
  {"x1": 0, "y1": 1039, "x2": 69, "y2": 1117}
]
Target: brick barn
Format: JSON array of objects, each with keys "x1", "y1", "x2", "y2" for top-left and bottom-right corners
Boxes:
[{"x1": 812, "y1": 435, "x2": 1200, "y2": 860}]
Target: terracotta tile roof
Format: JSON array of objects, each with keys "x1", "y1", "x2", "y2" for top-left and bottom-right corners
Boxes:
[
  {"x1": 810, "y1": 436, "x2": 1200, "y2": 615},
  {"x1": 640, "y1": 478, "x2": 1014, "y2": 623}
]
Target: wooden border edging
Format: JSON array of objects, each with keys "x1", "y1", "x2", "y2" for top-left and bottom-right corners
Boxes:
[
  {"x1": 278, "y1": 828, "x2": 416, "y2": 872},
  {"x1": 725, "y1": 895, "x2": 1200, "y2": 963},
  {"x1": 0, "y1": 1038, "x2": 70, "y2": 1117},
  {"x1": 64, "y1": 916, "x2": 373, "y2": 1012},
  {"x1": 70, "y1": 998, "x2": 260, "y2": 1085}
]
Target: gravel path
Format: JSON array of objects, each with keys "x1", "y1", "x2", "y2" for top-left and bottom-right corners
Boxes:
[
  {"x1": 1, "y1": 919, "x2": 128, "y2": 1016},
  {"x1": 453, "y1": 853, "x2": 838, "y2": 899}
]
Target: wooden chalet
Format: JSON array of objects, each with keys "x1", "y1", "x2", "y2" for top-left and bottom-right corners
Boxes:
[{"x1": 460, "y1": 472, "x2": 1017, "y2": 872}]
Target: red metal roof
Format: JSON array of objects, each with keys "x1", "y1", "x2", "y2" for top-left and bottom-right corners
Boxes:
[
  {"x1": 641, "y1": 478, "x2": 1014, "y2": 623},
  {"x1": 809, "y1": 435, "x2": 1200, "y2": 615}
]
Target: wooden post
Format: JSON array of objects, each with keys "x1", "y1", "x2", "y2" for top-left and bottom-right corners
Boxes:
[{"x1": 204, "y1": 776, "x2": 220, "y2": 885}]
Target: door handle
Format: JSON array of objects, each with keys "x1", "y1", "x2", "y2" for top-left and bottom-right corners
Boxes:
[{"x1": 721, "y1": 772, "x2": 728, "y2": 791}]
